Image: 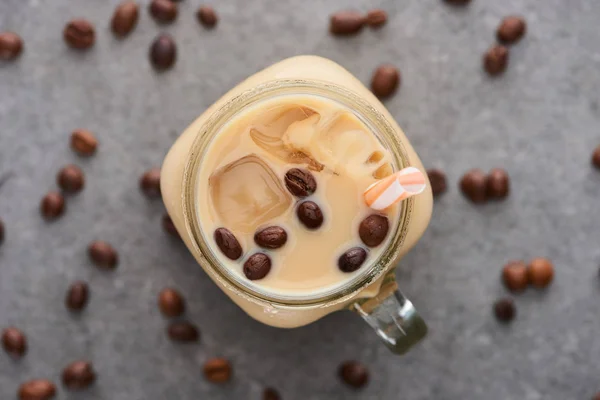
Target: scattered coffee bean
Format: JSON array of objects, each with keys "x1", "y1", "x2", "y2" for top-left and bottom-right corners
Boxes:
[
  {"x1": 486, "y1": 168, "x2": 510, "y2": 199},
  {"x1": 593, "y1": 393, "x2": 600, "y2": 400},
  {"x1": 197, "y1": 6, "x2": 218, "y2": 28},
  {"x1": 501, "y1": 261, "x2": 528, "y2": 292},
  {"x1": 167, "y1": 321, "x2": 199, "y2": 342},
  {"x1": 214, "y1": 228, "x2": 243, "y2": 260},
  {"x1": 339, "y1": 361, "x2": 369, "y2": 388},
  {"x1": 140, "y1": 168, "x2": 161, "y2": 198},
  {"x1": 0, "y1": 32, "x2": 23, "y2": 61},
  {"x1": 70, "y1": 129, "x2": 98, "y2": 156},
  {"x1": 57, "y1": 165, "x2": 85, "y2": 193},
  {"x1": 592, "y1": 145, "x2": 600, "y2": 169},
  {"x1": 330, "y1": 11, "x2": 365, "y2": 36},
  {"x1": 203, "y1": 358, "x2": 232, "y2": 383},
  {"x1": 63, "y1": 19, "x2": 95, "y2": 50},
  {"x1": 371, "y1": 65, "x2": 400, "y2": 99},
  {"x1": 65, "y1": 281, "x2": 89, "y2": 311},
  {"x1": 296, "y1": 201, "x2": 324, "y2": 229},
  {"x1": 359, "y1": 215, "x2": 389, "y2": 247},
  {"x1": 40, "y1": 192, "x2": 66, "y2": 220},
  {"x1": 366, "y1": 9, "x2": 387, "y2": 28},
  {"x1": 158, "y1": 288, "x2": 186, "y2": 317},
  {"x1": 254, "y1": 226, "x2": 288, "y2": 249},
  {"x1": 149, "y1": 0, "x2": 178, "y2": 23},
  {"x1": 483, "y1": 45, "x2": 509, "y2": 76},
  {"x1": 497, "y1": 16, "x2": 526, "y2": 44},
  {"x1": 162, "y1": 214, "x2": 179, "y2": 238},
  {"x1": 62, "y1": 361, "x2": 96, "y2": 390},
  {"x1": 285, "y1": 168, "x2": 317, "y2": 197},
  {"x1": 493, "y1": 297, "x2": 516, "y2": 323},
  {"x1": 427, "y1": 169, "x2": 447, "y2": 197},
  {"x1": 111, "y1": 1, "x2": 139, "y2": 37},
  {"x1": 18, "y1": 379, "x2": 56, "y2": 400},
  {"x1": 243, "y1": 253, "x2": 272, "y2": 280},
  {"x1": 2, "y1": 327, "x2": 27, "y2": 358},
  {"x1": 460, "y1": 169, "x2": 487, "y2": 203},
  {"x1": 263, "y1": 388, "x2": 281, "y2": 400},
  {"x1": 88, "y1": 241, "x2": 118, "y2": 269},
  {"x1": 149, "y1": 34, "x2": 177, "y2": 70},
  {"x1": 443, "y1": 0, "x2": 471, "y2": 4},
  {"x1": 527, "y1": 257, "x2": 554, "y2": 288},
  {"x1": 338, "y1": 247, "x2": 367, "y2": 273},
  {"x1": 0, "y1": 218, "x2": 4, "y2": 246}
]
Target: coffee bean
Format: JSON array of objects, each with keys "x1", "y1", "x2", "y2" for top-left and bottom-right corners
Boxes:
[
  {"x1": 486, "y1": 168, "x2": 510, "y2": 199},
  {"x1": 330, "y1": 11, "x2": 365, "y2": 36},
  {"x1": 63, "y1": 19, "x2": 95, "y2": 50},
  {"x1": 592, "y1": 146, "x2": 600, "y2": 169},
  {"x1": 62, "y1": 361, "x2": 96, "y2": 390},
  {"x1": 527, "y1": 257, "x2": 554, "y2": 288},
  {"x1": 167, "y1": 321, "x2": 199, "y2": 342},
  {"x1": 427, "y1": 169, "x2": 447, "y2": 197},
  {"x1": 254, "y1": 226, "x2": 287, "y2": 249},
  {"x1": 338, "y1": 247, "x2": 367, "y2": 273},
  {"x1": 2, "y1": 327, "x2": 27, "y2": 358},
  {"x1": 0, "y1": 218, "x2": 4, "y2": 246},
  {"x1": 296, "y1": 201, "x2": 324, "y2": 229},
  {"x1": 214, "y1": 228, "x2": 243, "y2": 260},
  {"x1": 359, "y1": 215, "x2": 389, "y2": 247},
  {"x1": 460, "y1": 169, "x2": 487, "y2": 203},
  {"x1": 366, "y1": 9, "x2": 387, "y2": 28},
  {"x1": 111, "y1": 1, "x2": 139, "y2": 37},
  {"x1": 443, "y1": 0, "x2": 471, "y2": 5},
  {"x1": 493, "y1": 298, "x2": 516, "y2": 323},
  {"x1": 0, "y1": 32, "x2": 23, "y2": 61},
  {"x1": 149, "y1": 0, "x2": 178, "y2": 23},
  {"x1": 158, "y1": 288, "x2": 186, "y2": 317},
  {"x1": 65, "y1": 281, "x2": 89, "y2": 311},
  {"x1": 501, "y1": 261, "x2": 528, "y2": 292},
  {"x1": 149, "y1": 34, "x2": 177, "y2": 70},
  {"x1": 483, "y1": 45, "x2": 509, "y2": 76},
  {"x1": 40, "y1": 192, "x2": 65, "y2": 220},
  {"x1": 70, "y1": 129, "x2": 97, "y2": 156},
  {"x1": 162, "y1": 214, "x2": 179, "y2": 238},
  {"x1": 57, "y1": 165, "x2": 85, "y2": 193},
  {"x1": 18, "y1": 379, "x2": 56, "y2": 400},
  {"x1": 497, "y1": 16, "x2": 526, "y2": 44},
  {"x1": 339, "y1": 361, "x2": 369, "y2": 388},
  {"x1": 88, "y1": 241, "x2": 118, "y2": 269},
  {"x1": 203, "y1": 358, "x2": 232, "y2": 383},
  {"x1": 140, "y1": 168, "x2": 161, "y2": 198},
  {"x1": 197, "y1": 6, "x2": 218, "y2": 28},
  {"x1": 285, "y1": 168, "x2": 317, "y2": 197},
  {"x1": 243, "y1": 253, "x2": 272, "y2": 280},
  {"x1": 263, "y1": 388, "x2": 281, "y2": 400},
  {"x1": 371, "y1": 65, "x2": 400, "y2": 99},
  {"x1": 593, "y1": 393, "x2": 600, "y2": 400}
]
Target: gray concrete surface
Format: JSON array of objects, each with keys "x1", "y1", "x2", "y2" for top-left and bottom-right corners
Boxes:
[{"x1": 2, "y1": 0, "x2": 600, "y2": 399}]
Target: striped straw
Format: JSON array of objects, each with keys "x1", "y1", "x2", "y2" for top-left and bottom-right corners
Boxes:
[{"x1": 364, "y1": 167, "x2": 427, "y2": 210}]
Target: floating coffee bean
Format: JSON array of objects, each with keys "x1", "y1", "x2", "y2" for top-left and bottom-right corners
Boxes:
[
  {"x1": 493, "y1": 298, "x2": 516, "y2": 323},
  {"x1": 197, "y1": 6, "x2": 218, "y2": 28},
  {"x1": 57, "y1": 165, "x2": 85, "y2": 193},
  {"x1": 149, "y1": 0, "x2": 178, "y2": 23},
  {"x1": 0, "y1": 218, "x2": 4, "y2": 245},
  {"x1": 111, "y1": 1, "x2": 139, "y2": 37},
  {"x1": 158, "y1": 288, "x2": 186, "y2": 317},
  {"x1": 339, "y1": 360, "x2": 369, "y2": 388},
  {"x1": 371, "y1": 65, "x2": 400, "y2": 99},
  {"x1": 527, "y1": 257, "x2": 554, "y2": 288},
  {"x1": 460, "y1": 169, "x2": 487, "y2": 203},
  {"x1": 0, "y1": 32, "x2": 23, "y2": 61},
  {"x1": 203, "y1": 358, "x2": 232, "y2": 383},
  {"x1": 592, "y1": 146, "x2": 600, "y2": 169},
  {"x1": 18, "y1": 379, "x2": 56, "y2": 400},
  {"x1": 2, "y1": 327, "x2": 27, "y2": 358},
  {"x1": 63, "y1": 19, "x2": 95, "y2": 49},
  {"x1": 427, "y1": 169, "x2": 447, "y2": 197},
  {"x1": 62, "y1": 361, "x2": 96, "y2": 390},
  {"x1": 162, "y1": 214, "x2": 179, "y2": 238},
  {"x1": 214, "y1": 228, "x2": 243, "y2": 260},
  {"x1": 338, "y1": 247, "x2": 367, "y2": 273},
  {"x1": 149, "y1": 34, "x2": 177, "y2": 70},
  {"x1": 243, "y1": 253, "x2": 271, "y2": 280},
  {"x1": 70, "y1": 129, "x2": 97, "y2": 156},
  {"x1": 263, "y1": 388, "x2": 281, "y2": 400},
  {"x1": 88, "y1": 241, "x2": 118, "y2": 269},
  {"x1": 296, "y1": 201, "x2": 324, "y2": 229},
  {"x1": 254, "y1": 226, "x2": 288, "y2": 249},
  {"x1": 359, "y1": 215, "x2": 389, "y2": 247},
  {"x1": 285, "y1": 168, "x2": 317, "y2": 197},
  {"x1": 486, "y1": 168, "x2": 510, "y2": 199},
  {"x1": 329, "y1": 11, "x2": 365, "y2": 36},
  {"x1": 40, "y1": 192, "x2": 65, "y2": 220},
  {"x1": 501, "y1": 261, "x2": 528, "y2": 292},
  {"x1": 65, "y1": 281, "x2": 89, "y2": 311},
  {"x1": 366, "y1": 9, "x2": 387, "y2": 28},
  {"x1": 497, "y1": 16, "x2": 526, "y2": 44},
  {"x1": 484, "y1": 45, "x2": 509, "y2": 76},
  {"x1": 167, "y1": 321, "x2": 200, "y2": 342},
  {"x1": 140, "y1": 168, "x2": 161, "y2": 197}
]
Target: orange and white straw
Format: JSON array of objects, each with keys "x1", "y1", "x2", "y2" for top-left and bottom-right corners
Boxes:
[{"x1": 364, "y1": 167, "x2": 427, "y2": 210}]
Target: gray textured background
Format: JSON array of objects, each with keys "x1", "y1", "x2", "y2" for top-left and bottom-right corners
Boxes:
[{"x1": 1, "y1": 0, "x2": 600, "y2": 399}]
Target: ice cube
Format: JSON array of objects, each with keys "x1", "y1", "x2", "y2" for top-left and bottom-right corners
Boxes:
[
  {"x1": 255, "y1": 105, "x2": 317, "y2": 139},
  {"x1": 209, "y1": 155, "x2": 292, "y2": 234}
]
